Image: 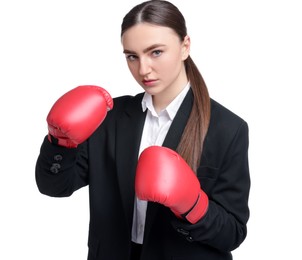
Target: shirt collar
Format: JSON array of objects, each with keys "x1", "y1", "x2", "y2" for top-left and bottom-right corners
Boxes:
[{"x1": 141, "y1": 82, "x2": 191, "y2": 120}]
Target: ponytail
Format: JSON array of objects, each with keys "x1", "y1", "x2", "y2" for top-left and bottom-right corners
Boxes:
[{"x1": 177, "y1": 56, "x2": 211, "y2": 173}]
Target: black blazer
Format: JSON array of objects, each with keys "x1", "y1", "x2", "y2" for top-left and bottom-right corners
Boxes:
[{"x1": 36, "y1": 89, "x2": 250, "y2": 260}]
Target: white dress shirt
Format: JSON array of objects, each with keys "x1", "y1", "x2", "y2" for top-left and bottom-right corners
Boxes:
[{"x1": 131, "y1": 83, "x2": 190, "y2": 244}]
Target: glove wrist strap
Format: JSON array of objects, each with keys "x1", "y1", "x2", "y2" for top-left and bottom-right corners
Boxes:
[{"x1": 183, "y1": 189, "x2": 209, "y2": 224}]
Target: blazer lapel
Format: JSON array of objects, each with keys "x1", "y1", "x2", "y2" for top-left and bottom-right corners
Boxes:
[
  {"x1": 143, "y1": 89, "x2": 194, "y2": 242},
  {"x1": 115, "y1": 93, "x2": 147, "y2": 231},
  {"x1": 162, "y1": 89, "x2": 193, "y2": 150}
]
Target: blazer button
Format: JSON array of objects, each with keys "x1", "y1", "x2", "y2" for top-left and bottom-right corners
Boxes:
[
  {"x1": 176, "y1": 228, "x2": 194, "y2": 242},
  {"x1": 50, "y1": 163, "x2": 61, "y2": 174},
  {"x1": 186, "y1": 236, "x2": 194, "y2": 242},
  {"x1": 54, "y1": 154, "x2": 63, "y2": 161},
  {"x1": 176, "y1": 228, "x2": 189, "y2": 236}
]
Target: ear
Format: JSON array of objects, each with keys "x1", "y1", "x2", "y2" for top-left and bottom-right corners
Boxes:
[{"x1": 181, "y1": 35, "x2": 191, "y2": 60}]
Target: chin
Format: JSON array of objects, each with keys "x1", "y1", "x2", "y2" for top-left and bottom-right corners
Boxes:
[{"x1": 144, "y1": 88, "x2": 160, "y2": 96}]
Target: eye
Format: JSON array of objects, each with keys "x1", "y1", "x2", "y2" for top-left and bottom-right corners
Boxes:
[
  {"x1": 126, "y1": 54, "x2": 137, "y2": 61},
  {"x1": 152, "y1": 50, "x2": 163, "y2": 57}
]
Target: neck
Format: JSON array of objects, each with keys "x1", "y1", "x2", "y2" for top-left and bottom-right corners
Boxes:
[{"x1": 152, "y1": 80, "x2": 189, "y2": 114}]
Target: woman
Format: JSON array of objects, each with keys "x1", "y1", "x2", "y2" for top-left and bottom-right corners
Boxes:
[{"x1": 36, "y1": 1, "x2": 250, "y2": 259}]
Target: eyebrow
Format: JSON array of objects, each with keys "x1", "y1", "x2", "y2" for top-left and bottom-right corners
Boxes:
[{"x1": 123, "y1": 44, "x2": 166, "y2": 54}]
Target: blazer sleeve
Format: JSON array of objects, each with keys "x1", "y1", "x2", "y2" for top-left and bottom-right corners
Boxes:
[
  {"x1": 35, "y1": 136, "x2": 89, "y2": 197},
  {"x1": 35, "y1": 94, "x2": 137, "y2": 198},
  {"x1": 171, "y1": 120, "x2": 250, "y2": 252}
]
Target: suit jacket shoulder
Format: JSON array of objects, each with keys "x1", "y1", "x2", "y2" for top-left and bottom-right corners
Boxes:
[
  {"x1": 210, "y1": 98, "x2": 247, "y2": 130},
  {"x1": 111, "y1": 93, "x2": 144, "y2": 113},
  {"x1": 201, "y1": 98, "x2": 249, "y2": 170}
]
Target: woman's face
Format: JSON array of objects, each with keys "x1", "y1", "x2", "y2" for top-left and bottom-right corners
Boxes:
[{"x1": 122, "y1": 23, "x2": 190, "y2": 105}]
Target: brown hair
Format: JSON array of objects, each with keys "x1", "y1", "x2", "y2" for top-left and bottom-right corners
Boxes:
[{"x1": 121, "y1": 0, "x2": 211, "y2": 173}]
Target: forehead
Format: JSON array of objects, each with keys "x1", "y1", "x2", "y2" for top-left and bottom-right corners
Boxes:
[{"x1": 121, "y1": 23, "x2": 180, "y2": 51}]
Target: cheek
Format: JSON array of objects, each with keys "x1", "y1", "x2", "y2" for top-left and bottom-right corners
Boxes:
[
  {"x1": 159, "y1": 53, "x2": 183, "y2": 73},
  {"x1": 127, "y1": 63, "x2": 144, "y2": 86},
  {"x1": 127, "y1": 62, "x2": 138, "y2": 77}
]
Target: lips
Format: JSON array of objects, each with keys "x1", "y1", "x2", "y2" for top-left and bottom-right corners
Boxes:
[{"x1": 142, "y1": 79, "x2": 157, "y2": 86}]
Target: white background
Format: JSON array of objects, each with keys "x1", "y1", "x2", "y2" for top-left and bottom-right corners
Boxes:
[{"x1": 0, "y1": 0, "x2": 301, "y2": 259}]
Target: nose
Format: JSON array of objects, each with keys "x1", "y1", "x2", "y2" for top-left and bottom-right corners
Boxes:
[{"x1": 139, "y1": 58, "x2": 151, "y2": 76}]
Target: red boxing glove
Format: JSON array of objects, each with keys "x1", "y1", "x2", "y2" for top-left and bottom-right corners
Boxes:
[
  {"x1": 135, "y1": 146, "x2": 208, "y2": 224},
  {"x1": 47, "y1": 85, "x2": 113, "y2": 148}
]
